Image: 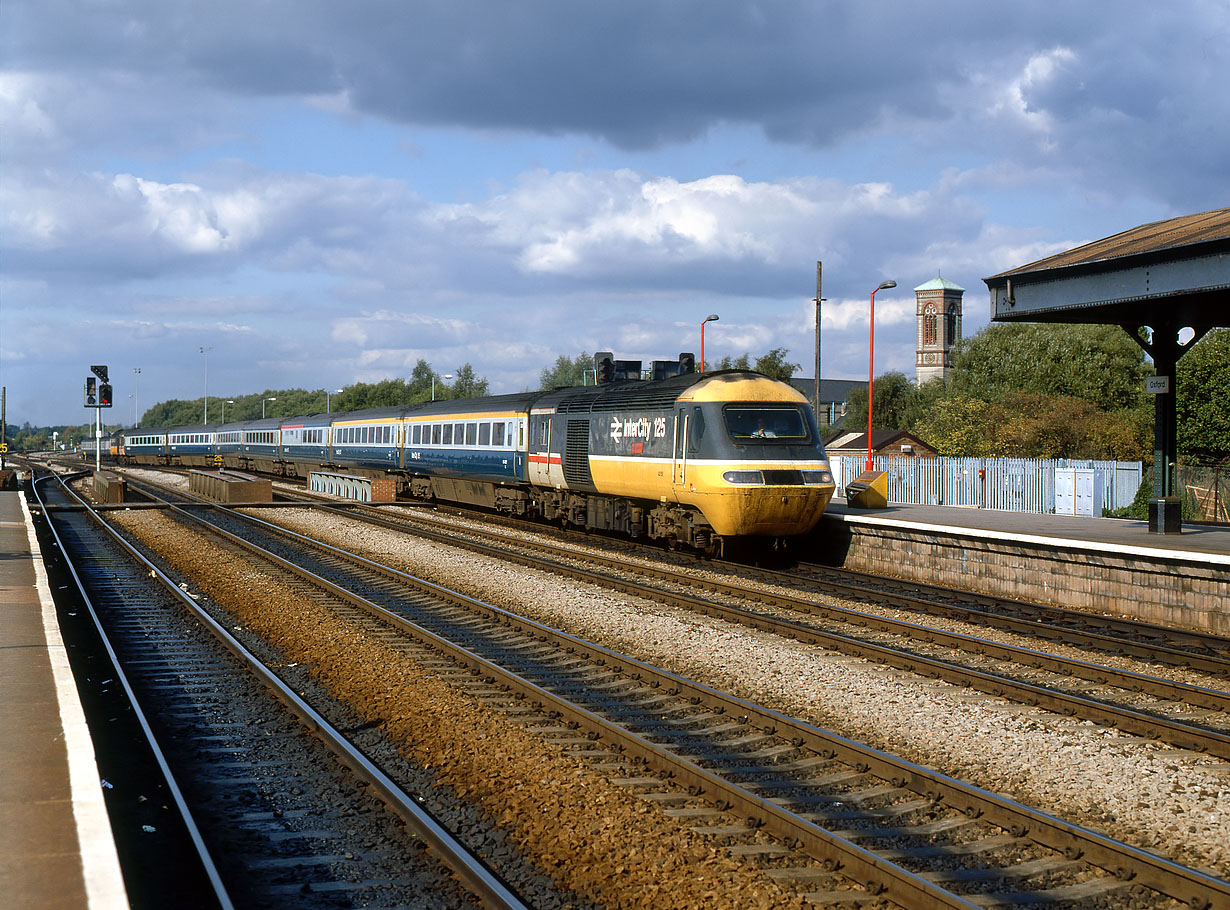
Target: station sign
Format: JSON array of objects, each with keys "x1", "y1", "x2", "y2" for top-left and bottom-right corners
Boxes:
[{"x1": 1146, "y1": 376, "x2": 1171, "y2": 395}]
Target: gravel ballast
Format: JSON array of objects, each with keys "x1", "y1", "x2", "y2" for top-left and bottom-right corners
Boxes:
[
  {"x1": 114, "y1": 508, "x2": 816, "y2": 909},
  {"x1": 247, "y1": 506, "x2": 1230, "y2": 879}
]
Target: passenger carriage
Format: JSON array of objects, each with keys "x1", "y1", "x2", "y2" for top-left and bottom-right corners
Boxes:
[
  {"x1": 280, "y1": 413, "x2": 333, "y2": 473},
  {"x1": 164, "y1": 425, "x2": 216, "y2": 466},
  {"x1": 122, "y1": 429, "x2": 169, "y2": 462},
  {"x1": 329, "y1": 407, "x2": 404, "y2": 473}
]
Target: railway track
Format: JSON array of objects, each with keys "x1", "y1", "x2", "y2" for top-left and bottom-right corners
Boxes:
[
  {"x1": 32, "y1": 470, "x2": 533, "y2": 909},
  {"x1": 94, "y1": 476, "x2": 1230, "y2": 909},
  {"x1": 264, "y1": 480, "x2": 1230, "y2": 674},
  {"x1": 178, "y1": 481, "x2": 1230, "y2": 761}
]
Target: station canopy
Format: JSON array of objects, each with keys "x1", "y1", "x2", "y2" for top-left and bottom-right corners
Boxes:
[
  {"x1": 982, "y1": 207, "x2": 1230, "y2": 533},
  {"x1": 983, "y1": 207, "x2": 1229, "y2": 327}
]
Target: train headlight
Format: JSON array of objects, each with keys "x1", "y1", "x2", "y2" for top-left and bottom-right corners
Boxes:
[
  {"x1": 802, "y1": 470, "x2": 834, "y2": 485},
  {"x1": 722, "y1": 470, "x2": 764, "y2": 485}
]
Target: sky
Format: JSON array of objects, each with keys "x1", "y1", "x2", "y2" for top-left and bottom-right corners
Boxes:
[{"x1": 3, "y1": 1, "x2": 1228, "y2": 427}]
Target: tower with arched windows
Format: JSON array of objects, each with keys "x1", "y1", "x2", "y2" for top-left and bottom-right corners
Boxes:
[{"x1": 914, "y1": 275, "x2": 963, "y2": 385}]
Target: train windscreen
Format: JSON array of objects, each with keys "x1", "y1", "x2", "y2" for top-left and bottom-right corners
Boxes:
[{"x1": 724, "y1": 407, "x2": 809, "y2": 442}]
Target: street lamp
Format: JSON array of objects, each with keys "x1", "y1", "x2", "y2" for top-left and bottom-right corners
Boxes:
[
  {"x1": 221, "y1": 399, "x2": 235, "y2": 423},
  {"x1": 866, "y1": 280, "x2": 897, "y2": 471},
  {"x1": 133, "y1": 367, "x2": 141, "y2": 426},
  {"x1": 199, "y1": 347, "x2": 213, "y2": 423},
  {"x1": 432, "y1": 373, "x2": 453, "y2": 401},
  {"x1": 262, "y1": 397, "x2": 277, "y2": 419},
  {"x1": 699, "y1": 314, "x2": 719, "y2": 373},
  {"x1": 326, "y1": 389, "x2": 343, "y2": 413}
]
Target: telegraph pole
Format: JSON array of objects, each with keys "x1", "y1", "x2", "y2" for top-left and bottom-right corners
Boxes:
[{"x1": 813, "y1": 261, "x2": 823, "y2": 422}]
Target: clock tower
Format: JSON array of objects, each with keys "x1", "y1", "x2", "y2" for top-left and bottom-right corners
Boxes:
[{"x1": 915, "y1": 275, "x2": 963, "y2": 385}]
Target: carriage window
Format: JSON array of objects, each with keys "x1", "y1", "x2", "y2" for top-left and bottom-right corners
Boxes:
[
  {"x1": 442, "y1": 424, "x2": 453, "y2": 445},
  {"x1": 430, "y1": 424, "x2": 440, "y2": 445},
  {"x1": 724, "y1": 407, "x2": 809, "y2": 442},
  {"x1": 455, "y1": 423, "x2": 465, "y2": 445},
  {"x1": 412, "y1": 425, "x2": 421, "y2": 445},
  {"x1": 466, "y1": 422, "x2": 477, "y2": 446},
  {"x1": 492, "y1": 422, "x2": 504, "y2": 447},
  {"x1": 478, "y1": 422, "x2": 491, "y2": 446}
]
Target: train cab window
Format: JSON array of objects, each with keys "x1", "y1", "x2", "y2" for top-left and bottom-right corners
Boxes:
[
  {"x1": 466, "y1": 422, "x2": 477, "y2": 446},
  {"x1": 688, "y1": 407, "x2": 705, "y2": 454},
  {"x1": 478, "y1": 423, "x2": 491, "y2": 446},
  {"x1": 536, "y1": 420, "x2": 548, "y2": 447},
  {"x1": 725, "y1": 407, "x2": 808, "y2": 443}
]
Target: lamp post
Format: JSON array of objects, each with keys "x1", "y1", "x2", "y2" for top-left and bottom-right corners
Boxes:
[
  {"x1": 262, "y1": 397, "x2": 277, "y2": 419},
  {"x1": 866, "y1": 280, "x2": 897, "y2": 471},
  {"x1": 700, "y1": 314, "x2": 719, "y2": 373},
  {"x1": 326, "y1": 389, "x2": 343, "y2": 413},
  {"x1": 221, "y1": 399, "x2": 234, "y2": 423},
  {"x1": 432, "y1": 373, "x2": 453, "y2": 401},
  {"x1": 133, "y1": 367, "x2": 141, "y2": 426},
  {"x1": 199, "y1": 347, "x2": 212, "y2": 423}
]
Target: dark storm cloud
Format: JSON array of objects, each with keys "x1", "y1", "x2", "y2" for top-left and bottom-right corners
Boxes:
[{"x1": 7, "y1": 0, "x2": 1226, "y2": 205}]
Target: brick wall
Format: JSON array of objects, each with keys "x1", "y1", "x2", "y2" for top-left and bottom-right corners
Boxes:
[{"x1": 815, "y1": 517, "x2": 1230, "y2": 634}]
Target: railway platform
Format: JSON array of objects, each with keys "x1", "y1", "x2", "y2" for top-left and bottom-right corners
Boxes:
[
  {"x1": 817, "y1": 499, "x2": 1230, "y2": 635},
  {"x1": 0, "y1": 489, "x2": 127, "y2": 908}
]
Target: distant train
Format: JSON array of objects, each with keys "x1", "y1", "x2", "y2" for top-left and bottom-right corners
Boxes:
[{"x1": 118, "y1": 366, "x2": 837, "y2": 553}]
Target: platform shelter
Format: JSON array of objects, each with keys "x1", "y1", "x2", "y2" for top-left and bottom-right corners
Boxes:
[{"x1": 983, "y1": 208, "x2": 1230, "y2": 534}]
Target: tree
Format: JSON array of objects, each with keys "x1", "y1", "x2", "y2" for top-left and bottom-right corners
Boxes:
[
  {"x1": 409, "y1": 360, "x2": 438, "y2": 401},
  {"x1": 952, "y1": 323, "x2": 1149, "y2": 411},
  {"x1": 912, "y1": 395, "x2": 1000, "y2": 457},
  {"x1": 752, "y1": 348, "x2": 800, "y2": 382},
  {"x1": 540, "y1": 353, "x2": 592, "y2": 389},
  {"x1": 714, "y1": 353, "x2": 751, "y2": 371},
  {"x1": 1177, "y1": 328, "x2": 1230, "y2": 460},
  {"x1": 843, "y1": 372, "x2": 917, "y2": 433},
  {"x1": 451, "y1": 363, "x2": 490, "y2": 399}
]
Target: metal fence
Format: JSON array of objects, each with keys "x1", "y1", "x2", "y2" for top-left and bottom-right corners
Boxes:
[{"x1": 829, "y1": 455, "x2": 1143, "y2": 514}]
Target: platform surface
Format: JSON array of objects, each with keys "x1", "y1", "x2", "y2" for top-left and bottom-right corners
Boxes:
[
  {"x1": 827, "y1": 498, "x2": 1230, "y2": 563},
  {"x1": 0, "y1": 490, "x2": 127, "y2": 908}
]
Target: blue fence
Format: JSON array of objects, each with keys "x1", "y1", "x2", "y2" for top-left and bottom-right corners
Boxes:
[{"x1": 829, "y1": 455, "x2": 1143, "y2": 514}]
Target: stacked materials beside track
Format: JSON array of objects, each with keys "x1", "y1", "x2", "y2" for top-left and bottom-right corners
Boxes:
[{"x1": 188, "y1": 469, "x2": 272, "y2": 503}]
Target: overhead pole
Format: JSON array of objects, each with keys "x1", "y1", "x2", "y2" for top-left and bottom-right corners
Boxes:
[{"x1": 813, "y1": 261, "x2": 823, "y2": 423}]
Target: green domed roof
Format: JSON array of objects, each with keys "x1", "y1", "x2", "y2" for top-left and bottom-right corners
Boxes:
[{"x1": 914, "y1": 275, "x2": 964, "y2": 292}]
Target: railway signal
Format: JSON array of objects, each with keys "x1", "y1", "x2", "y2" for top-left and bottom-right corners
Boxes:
[
  {"x1": 91, "y1": 364, "x2": 109, "y2": 383},
  {"x1": 595, "y1": 352, "x2": 614, "y2": 384},
  {"x1": 98, "y1": 383, "x2": 113, "y2": 407},
  {"x1": 84, "y1": 376, "x2": 97, "y2": 406}
]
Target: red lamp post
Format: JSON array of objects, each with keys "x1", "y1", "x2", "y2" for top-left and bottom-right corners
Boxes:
[
  {"x1": 700, "y1": 314, "x2": 719, "y2": 373},
  {"x1": 867, "y1": 279, "x2": 897, "y2": 471}
]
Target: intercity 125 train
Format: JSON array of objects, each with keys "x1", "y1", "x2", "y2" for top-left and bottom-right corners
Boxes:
[{"x1": 118, "y1": 364, "x2": 837, "y2": 553}]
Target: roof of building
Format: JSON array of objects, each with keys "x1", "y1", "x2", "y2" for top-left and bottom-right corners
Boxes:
[
  {"x1": 914, "y1": 275, "x2": 965, "y2": 292},
  {"x1": 789, "y1": 378, "x2": 866, "y2": 403},
  {"x1": 823, "y1": 428, "x2": 934, "y2": 452}
]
